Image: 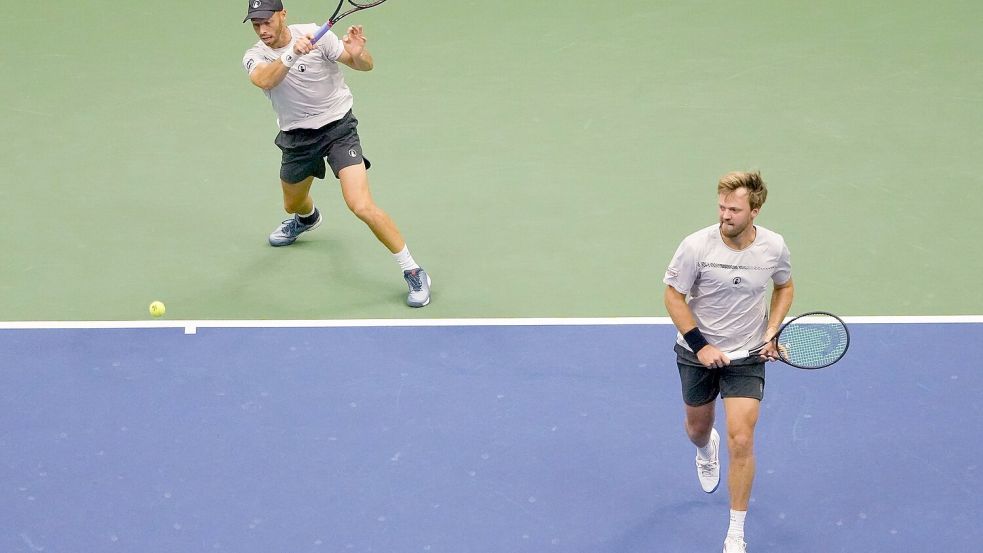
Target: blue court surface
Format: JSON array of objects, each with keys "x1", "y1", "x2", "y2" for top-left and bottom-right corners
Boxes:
[{"x1": 2, "y1": 321, "x2": 981, "y2": 552}]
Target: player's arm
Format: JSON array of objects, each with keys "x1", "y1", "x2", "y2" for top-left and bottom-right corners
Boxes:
[
  {"x1": 664, "y1": 285, "x2": 731, "y2": 369},
  {"x1": 759, "y1": 278, "x2": 795, "y2": 360},
  {"x1": 337, "y1": 25, "x2": 374, "y2": 71},
  {"x1": 247, "y1": 36, "x2": 315, "y2": 90},
  {"x1": 765, "y1": 279, "x2": 795, "y2": 339},
  {"x1": 249, "y1": 59, "x2": 290, "y2": 90}
]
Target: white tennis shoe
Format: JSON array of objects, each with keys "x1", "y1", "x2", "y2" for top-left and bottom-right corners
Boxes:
[
  {"x1": 696, "y1": 427, "x2": 720, "y2": 493},
  {"x1": 723, "y1": 535, "x2": 747, "y2": 553},
  {"x1": 403, "y1": 267, "x2": 431, "y2": 307}
]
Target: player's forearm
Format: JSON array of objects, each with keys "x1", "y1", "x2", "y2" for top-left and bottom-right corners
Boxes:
[
  {"x1": 766, "y1": 280, "x2": 795, "y2": 335},
  {"x1": 249, "y1": 61, "x2": 291, "y2": 90}
]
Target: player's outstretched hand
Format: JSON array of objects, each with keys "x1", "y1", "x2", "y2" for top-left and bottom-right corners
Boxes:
[{"x1": 343, "y1": 25, "x2": 366, "y2": 56}]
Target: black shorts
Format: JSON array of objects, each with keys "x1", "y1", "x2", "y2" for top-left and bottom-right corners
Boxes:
[
  {"x1": 274, "y1": 110, "x2": 372, "y2": 184},
  {"x1": 675, "y1": 343, "x2": 765, "y2": 406}
]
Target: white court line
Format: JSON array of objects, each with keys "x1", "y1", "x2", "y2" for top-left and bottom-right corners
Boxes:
[
  {"x1": 0, "y1": 315, "x2": 981, "y2": 331},
  {"x1": 0, "y1": 318, "x2": 666, "y2": 331}
]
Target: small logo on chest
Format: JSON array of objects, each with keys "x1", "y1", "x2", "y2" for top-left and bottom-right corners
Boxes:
[{"x1": 732, "y1": 277, "x2": 742, "y2": 285}]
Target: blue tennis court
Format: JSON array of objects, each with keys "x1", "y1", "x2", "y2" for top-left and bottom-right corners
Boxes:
[{"x1": 2, "y1": 320, "x2": 980, "y2": 552}]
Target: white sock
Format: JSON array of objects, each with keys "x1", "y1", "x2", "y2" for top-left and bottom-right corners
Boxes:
[
  {"x1": 697, "y1": 434, "x2": 715, "y2": 460},
  {"x1": 393, "y1": 245, "x2": 420, "y2": 272},
  {"x1": 727, "y1": 509, "x2": 746, "y2": 538},
  {"x1": 298, "y1": 206, "x2": 316, "y2": 218}
]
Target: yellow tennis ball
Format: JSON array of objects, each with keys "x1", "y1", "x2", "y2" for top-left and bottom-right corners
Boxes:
[{"x1": 149, "y1": 301, "x2": 166, "y2": 318}]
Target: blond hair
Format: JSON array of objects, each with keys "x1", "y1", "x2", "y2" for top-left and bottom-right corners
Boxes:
[{"x1": 718, "y1": 171, "x2": 767, "y2": 211}]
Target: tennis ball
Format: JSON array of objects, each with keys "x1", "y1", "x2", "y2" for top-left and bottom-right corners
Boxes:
[{"x1": 149, "y1": 301, "x2": 166, "y2": 318}]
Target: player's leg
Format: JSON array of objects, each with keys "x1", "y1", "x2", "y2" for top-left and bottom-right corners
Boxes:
[
  {"x1": 338, "y1": 164, "x2": 431, "y2": 307},
  {"x1": 722, "y1": 396, "x2": 760, "y2": 510},
  {"x1": 281, "y1": 176, "x2": 315, "y2": 215},
  {"x1": 678, "y1": 361, "x2": 719, "y2": 446},
  {"x1": 268, "y1": 175, "x2": 323, "y2": 246},
  {"x1": 718, "y1": 363, "x2": 764, "y2": 552},
  {"x1": 269, "y1": 126, "x2": 328, "y2": 247},
  {"x1": 678, "y1": 362, "x2": 721, "y2": 493},
  {"x1": 684, "y1": 401, "x2": 715, "y2": 448},
  {"x1": 326, "y1": 111, "x2": 431, "y2": 306},
  {"x1": 721, "y1": 395, "x2": 760, "y2": 553},
  {"x1": 338, "y1": 163, "x2": 404, "y2": 252},
  {"x1": 686, "y1": 400, "x2": 721, "y2": 494},
  {"x1": 323, "y1": 111, "x2": 404, "y2": 252}
]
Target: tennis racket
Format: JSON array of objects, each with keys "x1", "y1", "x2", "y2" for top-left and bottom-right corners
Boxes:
[
  {"x1": 311, "y1": 0, "x2": 388, "y2": 44},
  {"x1": 726, "y1": 311, "x2": 850, "y2": 369}
]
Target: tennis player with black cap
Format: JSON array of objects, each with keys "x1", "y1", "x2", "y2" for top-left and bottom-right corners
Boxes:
[{"x1": 242, "y1": 0, "x2": 431, "y2": 307}]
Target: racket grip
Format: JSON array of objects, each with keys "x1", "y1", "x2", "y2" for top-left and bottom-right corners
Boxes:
[
  {"x1": 726, "y1": 350, "x2": 751, "y2": 361},
  {"x1": 312, "y1": 22, "x2": 333, "y2": 44}
]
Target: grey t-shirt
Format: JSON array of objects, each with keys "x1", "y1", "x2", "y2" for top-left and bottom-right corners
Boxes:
[
  {"x1": 243, "y1": 24, "x2": 353, "y2": 131},
  {"x1": 664, "y1": 224, "x2": 792, "y2": 353}
]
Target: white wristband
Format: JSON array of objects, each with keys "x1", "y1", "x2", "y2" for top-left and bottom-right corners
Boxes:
[{"x1": 280, "y1": 49, "x2": 298, "y2": 68}]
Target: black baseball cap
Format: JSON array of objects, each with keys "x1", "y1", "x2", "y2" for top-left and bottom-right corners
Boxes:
[{"x1": 243, "y1": 0, "x2": 284, "y2": 23}]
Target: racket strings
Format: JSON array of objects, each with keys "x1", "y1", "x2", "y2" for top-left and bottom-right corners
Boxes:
[{"x1": 778, "y1": 320, "x2": 849, "y2": 368}]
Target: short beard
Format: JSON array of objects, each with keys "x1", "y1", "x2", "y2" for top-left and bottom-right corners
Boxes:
[{"x1": 719, "y1": 220, "x2": 748, "y2": 238}]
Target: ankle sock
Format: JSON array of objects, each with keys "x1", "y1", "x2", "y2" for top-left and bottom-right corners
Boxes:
[{"x1": 298, "y1": 207, "x2": 319, "y2": 225}]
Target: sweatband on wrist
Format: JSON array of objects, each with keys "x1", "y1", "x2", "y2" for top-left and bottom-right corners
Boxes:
[
  {"x1": 280, "y1": 50, "x2": 298, "y2": 67},
  {"x1": 683, "y1": 327, "x2": 709, "y2": 353}
]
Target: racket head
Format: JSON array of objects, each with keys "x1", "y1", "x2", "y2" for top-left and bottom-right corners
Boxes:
[
  {"x1": 332, "y1": 0, "x2": 388, "y2": 24},
  {"x1": 348, "y1": 0, "x2": 387, "y2": 8},
  {"x1": 775, "y1": 311, "x2": 850, "y2": 369},
  {"x1": 315, "y1": 0, "x2": 387, "y2": 44}
]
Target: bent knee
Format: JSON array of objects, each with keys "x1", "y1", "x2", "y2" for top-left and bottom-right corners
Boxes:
[
  {"x1": 347, "y1": 201, "x2": 378, "y2": 221},
  {"x1": 686, "y1": 418, "x2": 713, "y2": 437}
]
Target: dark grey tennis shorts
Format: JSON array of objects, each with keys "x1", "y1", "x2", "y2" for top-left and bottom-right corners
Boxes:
[
  {"x1": 274, "y1": 110, "x2": 372, "y2": 184},
  {"x1": 675, "y1": 343, "x2": 765, "y2": 406}
]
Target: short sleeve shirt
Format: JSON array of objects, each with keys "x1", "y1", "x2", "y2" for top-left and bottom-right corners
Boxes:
[
  {"x1": 664, "y1": 224, "x2": 792, "y2": 353},
  {"x1": 243, "y1": 24, "x2": 353, "y2": 131}
]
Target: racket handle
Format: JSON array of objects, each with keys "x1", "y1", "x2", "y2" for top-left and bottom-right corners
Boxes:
[
  {"x1": 312, "y1": 21, "x2": 333, "y2": 44},
  {"x1": 726, "y1": 350, "x2": 751, "y2": 361}
]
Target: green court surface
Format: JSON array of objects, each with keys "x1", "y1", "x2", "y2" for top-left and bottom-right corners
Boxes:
[{"x1": 2, "y1": 0, "x2": 981, "y2": 320}]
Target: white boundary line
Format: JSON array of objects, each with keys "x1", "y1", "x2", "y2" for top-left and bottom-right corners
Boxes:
[{"x1": 0, "y1": 315, "x2": 981, "y2": 332}]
